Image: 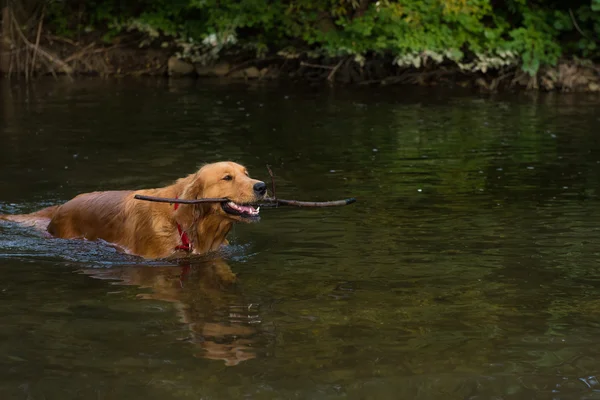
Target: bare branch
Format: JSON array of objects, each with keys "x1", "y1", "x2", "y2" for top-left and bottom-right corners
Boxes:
[
  {"x1": 10, "y1": 8, "x2": 72, "y2": 77},
  {"x1": 300, "y1": 61, "x2": 336, "y2": 70},
  {"x1": 134, "y1": 195, "x2": 229, "y2": 204},
  {"x1": 327, "y1": 58, "x2": 346, "y2": 82},
  {"x1": 30, "y1": 6, "x2": 44, "y2": 77},
  {"x1": 133, "y1": 194, "x2": 356, "y2": 208},
  {"x1": 266, "y1": 164, "x2": 276, "y2": 199},
  {"x1": 569, "y1": 8, "x2": 599, "y2": 43}
]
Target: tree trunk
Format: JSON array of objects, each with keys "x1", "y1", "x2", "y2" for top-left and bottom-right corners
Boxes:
[{"x1": 0, "y1": 1, "x2": 10, "y2": 74}]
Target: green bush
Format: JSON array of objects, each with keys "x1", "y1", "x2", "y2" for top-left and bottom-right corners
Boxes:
[{"x1": 43, "y1": 0, "x2": 600, "y2": 75}]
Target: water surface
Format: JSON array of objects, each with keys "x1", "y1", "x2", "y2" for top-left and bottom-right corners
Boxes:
[{"x1": 1, "y1": 79, "x2": 600, "y2": 399}]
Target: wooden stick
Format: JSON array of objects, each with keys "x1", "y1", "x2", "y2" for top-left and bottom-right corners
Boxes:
[
  {"x1": 266, "y1": 198, "x2": 356, "y2": 207},
  {"x1": 63, "y1": 42, "x2": 96, "y2": 63},
  {"x1": 30, "y1": 6, "x2": 44, "y2": 78},
  {"x1": 133, "y1": 194, "x2": 356, "y2": 207},
  {"x1": 134, "y1": 195, "x2": 228, "y2": 204},
  {"x1": 266, "y1": 164, "x2": 276, "y2": 198},
  {"x1": 327, "y1": 58, "x2": 346, "y2": 82},
  {"x1": 300, "y1": 61, "x2": 335, "y2": 70}
]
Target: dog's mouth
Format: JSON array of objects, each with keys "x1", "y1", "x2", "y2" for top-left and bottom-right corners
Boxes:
[{"x1": 221, "y1": 201, "x2": 260, "y2": 220}]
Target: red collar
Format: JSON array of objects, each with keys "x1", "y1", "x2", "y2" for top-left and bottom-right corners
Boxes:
[{"x1": 173, "y1": 198, "x2": 191, "y2": 252}]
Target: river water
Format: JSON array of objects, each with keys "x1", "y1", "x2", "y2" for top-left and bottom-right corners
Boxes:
[{"x1": 1, "y1": 78, "x2": 600, "y2": 399}]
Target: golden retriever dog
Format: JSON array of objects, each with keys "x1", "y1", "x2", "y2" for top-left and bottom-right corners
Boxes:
[{"x1": 0, "y1": 161, "x2": 267, "y2": 259}]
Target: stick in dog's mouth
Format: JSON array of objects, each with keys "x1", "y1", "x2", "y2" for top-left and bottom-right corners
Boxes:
[{"x1": 133, "y1": 194, "x2": 356, "y2": 208}]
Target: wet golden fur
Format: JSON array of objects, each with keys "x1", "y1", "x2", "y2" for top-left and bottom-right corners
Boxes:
[{"x1": 0, "y1": 162, "x2": 266, "y2": 259}]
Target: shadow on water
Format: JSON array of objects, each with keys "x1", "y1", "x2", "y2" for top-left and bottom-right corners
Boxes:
[{"x1": 2, "y1": 78, "x2": 600, "y2": 399}]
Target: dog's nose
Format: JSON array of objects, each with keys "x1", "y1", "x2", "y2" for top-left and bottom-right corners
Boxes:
[{"x1": 253, "y1": 182, "x2": 267, "y2": 196}]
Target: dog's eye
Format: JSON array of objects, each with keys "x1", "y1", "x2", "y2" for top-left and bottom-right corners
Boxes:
[{"x1": 222, "y1": 175, "x2": 233, "y2": 181}]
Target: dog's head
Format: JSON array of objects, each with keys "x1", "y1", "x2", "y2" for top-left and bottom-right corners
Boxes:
[{"x1": 179, "y1": 161, "x2": 267, "y2": 223}]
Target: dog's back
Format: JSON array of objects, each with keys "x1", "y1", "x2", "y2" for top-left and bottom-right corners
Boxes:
[
  {"x1": 46, "y1": 191, "x2": 133, "y2": 241},
  {"x1": 0, "y1": 205, "x2": 60, "y2": 231},
  {"x1": 1, "y1": 191, "x2": 132, "y2": 240}
]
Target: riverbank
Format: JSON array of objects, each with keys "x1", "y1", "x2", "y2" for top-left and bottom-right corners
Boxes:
[
  {"x1": 1, "y1": 2, "x2": 599, "y2": 93},
  {"x1": 2, "y1": 37, "x2": 599, "y2": 93},
  {"x1": 3, "y1": 2, "x2": 600, "y2": 92}
]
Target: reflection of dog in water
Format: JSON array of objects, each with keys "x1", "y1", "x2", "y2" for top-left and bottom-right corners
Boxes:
[{"x1": 83, "y1": 257, "x2": 261, "y2": 366}]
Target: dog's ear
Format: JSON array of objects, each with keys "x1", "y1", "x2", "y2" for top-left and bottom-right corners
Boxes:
[{"x1": 174, "y1": 173, "x2": 207, "y2": 234}]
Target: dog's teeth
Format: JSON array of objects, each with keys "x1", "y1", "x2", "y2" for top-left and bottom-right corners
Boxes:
[{"x1": 226, "y1": 201, "x2": 260, "y2": 216}]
